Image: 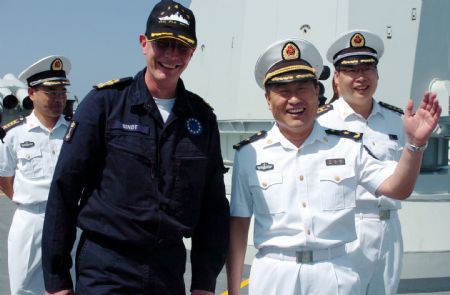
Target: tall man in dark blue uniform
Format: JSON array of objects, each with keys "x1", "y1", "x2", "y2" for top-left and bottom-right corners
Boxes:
[{"x1": 42, "y1": 1, "x2": 230, "y2": 295}]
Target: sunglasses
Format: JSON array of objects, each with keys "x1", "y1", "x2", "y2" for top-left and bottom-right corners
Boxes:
[{"x1": 149, "y1": 39, "x2": 192, "y2": 54}]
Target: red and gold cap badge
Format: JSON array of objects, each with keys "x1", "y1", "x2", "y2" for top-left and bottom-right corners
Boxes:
[
  {"x1": 282, "y1": 42, "x2": 300, "y2": 60},
  {"x1": 51, "y1": 58, "x2": 63, "y2": 71},
  {"x1": 350, "y1": 33, "x2": 365, "y2": 48}
]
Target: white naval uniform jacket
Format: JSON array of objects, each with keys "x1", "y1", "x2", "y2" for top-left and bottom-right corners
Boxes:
[
  {"x1": 317, "y1": 98, "x2": 405, "y2": 210},
  {"x1": 230, "y1": 122, "x2": 396, "y2": 250},
  {"x1": 0, "y1": 112, "x2": 68, "y2": 204}
]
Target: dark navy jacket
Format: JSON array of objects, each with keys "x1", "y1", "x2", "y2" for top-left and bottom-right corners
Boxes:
[{"x1": 42, "y1": 69, "x2": 230, "y2": 292}]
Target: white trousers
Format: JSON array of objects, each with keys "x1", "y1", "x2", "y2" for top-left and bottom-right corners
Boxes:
[
  {"x1": 347, "y1": 211, "x2": 403, "y2": 295},
  {"x1": 8, "y1": 204, "x2": 78, "y2": 295},
  {"x1": 249, "y1": 252, "x2": 361, "y2": 295},
  {"x1": 8, "y1": 204, "x2": 46, "y2": 295}
]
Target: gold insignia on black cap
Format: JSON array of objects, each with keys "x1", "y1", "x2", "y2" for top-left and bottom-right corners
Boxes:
[
  {"x1": 282, "y1": 42, "x2": 300, "y2": 61},
  {"x1": 146, "y1": 0, "x2": 197, "y2": 48},
  {"x1": 51, "y1": 58, "x2": 63, "y2": 71},
  {"x1": 350, "y1": 33, "x2": 365, "y2": 48}
]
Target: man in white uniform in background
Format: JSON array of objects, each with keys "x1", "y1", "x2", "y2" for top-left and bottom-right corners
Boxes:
[
  {"x1": 318, "y1": 29, "x2": 406, "y2": 294},
  {"x1": 0, "y1": 55, "x2": 71, "y2": 295},
  {"x1": 226, "y1": 38, "x2": 440, "y2": 295}
]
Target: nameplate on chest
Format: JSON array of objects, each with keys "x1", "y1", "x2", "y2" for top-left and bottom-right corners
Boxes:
[
  {"x1": 110, "y1": 121, "x2": 150, "y2": 134},
  {"x1": 325, "y1": 158, "x2": 346, "y2": 166}
]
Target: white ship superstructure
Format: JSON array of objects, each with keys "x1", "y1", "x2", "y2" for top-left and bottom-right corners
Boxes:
[{"x1": 183, "y1": 0, "x2": 450, "y2": 293}]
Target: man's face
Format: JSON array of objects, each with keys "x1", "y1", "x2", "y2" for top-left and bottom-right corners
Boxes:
[
  {"x1": 265, "y1": 80, "x2": 319, "y2": 141},
  {"x1": 140, "y1": 36, "x2": 195, "y2": 86},
  {"x1": 334, "y1": 64, "x2": 378, "y2": 106},
  {"x1": 29, "y1": 85, "x2": 67, "y2": 119}
]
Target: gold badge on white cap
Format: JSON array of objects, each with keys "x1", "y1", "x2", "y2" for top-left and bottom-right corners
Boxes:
[
  {"x1": 282, "y1": 42, "x2": 300, "y2": 60},
  {"x1": 350, "y1": 33, "x2": 365, "y2": 48},
  {"x1": 51, "y1": 58, "x2": 63, "y2": 71}
]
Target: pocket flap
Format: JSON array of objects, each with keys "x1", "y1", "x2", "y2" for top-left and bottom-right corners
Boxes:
[
  {"x1": 319, "y1": 165, "x2": 355, "y2": 184},
  {"x1": 17, "y1": 148, "x2": 42, "y2": 160},
  {"x1": 250, "y1": 172, "x2": 283, "y2": 189}
]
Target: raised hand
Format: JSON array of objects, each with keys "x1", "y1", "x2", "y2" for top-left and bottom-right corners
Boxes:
[{"x1": 403, "y1": 92, "x2": 441, "y2": 146}]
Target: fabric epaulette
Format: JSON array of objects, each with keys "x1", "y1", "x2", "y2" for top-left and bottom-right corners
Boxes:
[
  {"x1": 0, "y1": 116, "x2": 26, "y2": 141},
  {"x1": 317, "y1": 104, "x2": 333, "y2": 116},
  {"x1": 325, "y1": 129, "x2": 362, "y2": 141},
  {"x1": 379, "y1": 101, "x2": 404, "y2": 114},
  {"x1": 94, "y1": 77, "x2": 133, "y2": 90},
  {"x1": 233, "y1": 130, "x2": 267, "y2": 150},
  {"x1": 188, "y1": 92, "x2": 214, "y2": 111}
]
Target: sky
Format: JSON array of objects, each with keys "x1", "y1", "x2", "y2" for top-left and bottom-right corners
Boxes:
[{"x1": 0, "y1": 0, "x2": 191, "y2": 102}]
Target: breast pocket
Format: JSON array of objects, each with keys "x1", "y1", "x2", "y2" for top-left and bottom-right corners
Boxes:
[
  {"x1": 104, "y1": 131, "x2": 156, "y2": 207},
  {"x1": 174, "y1": 153, "x2": 208, "y2": 189},
  {"x1": 319, "y1": 165, "x2": 356, "y2": 210},
  {"x1": 249, "y1": 172, "x2": 285, "y2": 214},
  {"x1": 106, "y1": 131, "x2": 153, "y2": 161},
  {"x1": 17, "y1": 148, "x2": 44, "y2": 179}
]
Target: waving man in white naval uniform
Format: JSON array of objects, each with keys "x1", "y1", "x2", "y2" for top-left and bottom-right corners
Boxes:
[
  {"x1": 317, "y1": 29, "x2": 407, "y2": 295},
  {"x1": 0, "y1": 56, "x2": 71, "y2": 295},
  {"x1": 226, "y1": 38, "x2": 440, "y2": 295}
]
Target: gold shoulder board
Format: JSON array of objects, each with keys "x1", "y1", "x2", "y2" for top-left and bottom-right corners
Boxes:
[
  {"x1": 379, "y1": 101, "x2": 404, "y2": 114},
  {"x1": 94, "y1": 77, "x2": 133, "y2": 90},
  {"x1": 0, "y1": 116, "x2": 26, "y2": 140},
  {"x1": 325, "y1": 129, "x2": 362, "y2": 141},
  {"x1": 233, "y1": 130, "x2": 268, "y2": 150},
  {"x1": 317, "y1": 104, "x2": 333, "y2": 116}
]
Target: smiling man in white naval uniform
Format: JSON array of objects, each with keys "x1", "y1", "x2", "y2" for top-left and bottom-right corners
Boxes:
[
  {"x1": 0, "y1": 55, "x2": 71, "y2": 295},
  {"x1": 226, "y1": 37, "x2": 440, "y2": 295},
  {"x1": 317, "y1": 29, "x2": 407, "y2": 295}
]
